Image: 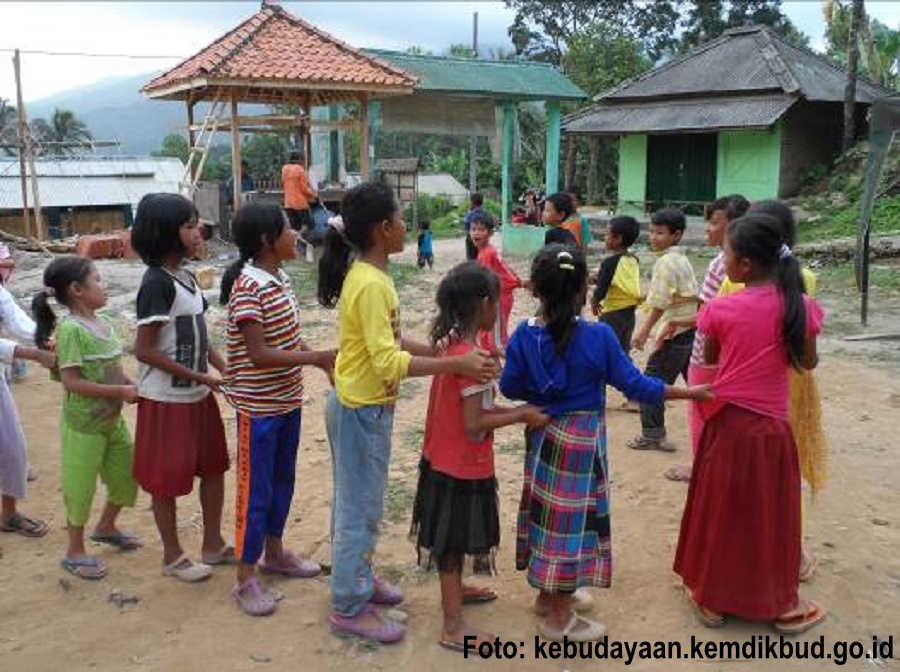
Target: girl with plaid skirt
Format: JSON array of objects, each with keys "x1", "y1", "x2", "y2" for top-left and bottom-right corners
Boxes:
[{"x1": 500, "y1": 245, "x2": 709, "y2": 642}]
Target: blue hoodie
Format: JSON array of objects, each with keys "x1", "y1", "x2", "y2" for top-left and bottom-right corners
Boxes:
[{"x1": 499, "y1": 318, "x2": 664, "y2": 418}]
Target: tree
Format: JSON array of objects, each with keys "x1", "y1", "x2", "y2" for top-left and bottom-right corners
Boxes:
[
  {"x1": 825, "y1": 0, "x2": 900, "y2": 89},
  {"x1": 0, "y1": 98, "x2": 18, "y2": 156},
  {"x1": 30, "y1": 108, "x2": 92, "y2": 155},
  {"x1": 505, "y1": 0, "x2": 680, "y2": 64},
  {"x1": 843, "y1": 0, "x2": 865, "y2": 151},
  {"x1": 678, "y1": 0, "x2": 809, "y2": 52},
  {"x1": 446, "y1": 43, "x2": 475, "y2": 58},
  {"x1": 563, "y1": 22, "x2": 653, "y2": 98},
  {"x1": 152, "y1": 133, "x2": 189, "y2": 163}
]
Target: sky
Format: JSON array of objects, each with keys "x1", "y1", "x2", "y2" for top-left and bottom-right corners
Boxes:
[{"x1": 1, "y1": 1, "x2": 899, "y2": 104}]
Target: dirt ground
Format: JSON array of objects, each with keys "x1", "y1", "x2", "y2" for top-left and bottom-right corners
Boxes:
[{"x1": 1, "y1": 235, "x2": 899, "y2": 672}]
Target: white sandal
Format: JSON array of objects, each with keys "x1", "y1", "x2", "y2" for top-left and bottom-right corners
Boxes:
[
  {"x1": 538, "y1": 612, "x2": 606, "y2": 642},
  {"x1": 162, "y1": 553, "x2": 213, "y2": 583},
  {"x1": 534, "y1": 587, "x2": 595, "y2": 616}
]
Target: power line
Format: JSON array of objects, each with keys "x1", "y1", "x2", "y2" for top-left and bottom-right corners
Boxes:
[{"x1": 0, "y1": 47, "x2": 184, "y2": 60}]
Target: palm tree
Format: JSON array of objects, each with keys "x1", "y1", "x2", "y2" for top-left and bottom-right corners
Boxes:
[
  {"x1": 31, "y1": 108, "x2": 93, "y2": 155},
  {"x1": 842, "y1": 0, "x2": 864, "y2": 152}
]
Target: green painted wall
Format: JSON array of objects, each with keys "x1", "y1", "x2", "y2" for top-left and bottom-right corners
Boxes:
[
  {"x1": 716, "y1": 124, "x2": 781, "y2": 200},
  {"x1": 618, "y1": 134, "x2": 647, "y2": 210}
]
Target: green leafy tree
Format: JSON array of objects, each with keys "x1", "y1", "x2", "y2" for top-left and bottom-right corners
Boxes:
[
  {"x1": 678, "y1": 0, "x2": 809, "y2": 52},
  {"x1": 30, "y1": 108, "x2": 92, "y2": 155},
  {"x1": 825, "y1": 0, "x2": 900, "y2": 89},
  {"x1": 563, "y1": 22, "x2": 653, "y2": 97},
  {"x1": 0, "y1": 98, "x2": 18, "y2": 156},
  {"x1": 240, "y1": 133, "x2": 292, "y2": 181},
  {"x1": 152, "y1": 133, "x2": 189, "y2": 163}
]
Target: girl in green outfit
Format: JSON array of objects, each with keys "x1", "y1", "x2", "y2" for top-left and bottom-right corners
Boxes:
[{"x1": 33, "y1": 257, "x2": 140, "y2": 580}]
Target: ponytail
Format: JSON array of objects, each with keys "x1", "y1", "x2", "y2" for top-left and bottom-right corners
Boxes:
[
  {"x1": 530, "y1": 243, "x2": 588, "y2": 355},
  {"x1": 31, "y1": 291, "x2": 57, "y2": 349},
  {"x1": 776, "y1": 248, "x2": 808, "y2": 370},
  {"x1": 219, "y1": 259, "x2": 244, "y2": 305},
  {"x1": 317, "y1": 226, "x2": 353, "y2": 308}
]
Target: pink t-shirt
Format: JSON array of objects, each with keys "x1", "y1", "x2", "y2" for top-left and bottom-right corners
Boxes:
[{"x1": 698, "y1": 284, "x2": 823, "y2": 421}]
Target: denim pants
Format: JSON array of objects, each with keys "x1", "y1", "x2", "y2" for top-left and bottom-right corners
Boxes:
[
  {"x1": 640, "y1": 329, "x2": 695, "y2": 439},
  {"x1": 326, "y1": 390, "x2": 394, "y2": 617}
]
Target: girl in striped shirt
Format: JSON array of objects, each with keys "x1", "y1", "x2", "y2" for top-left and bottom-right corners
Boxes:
[{"x1": 222, "y1": 203, "x2": 336, "y2": 616}]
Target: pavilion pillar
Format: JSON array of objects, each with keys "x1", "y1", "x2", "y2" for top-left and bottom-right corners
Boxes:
[
  {"x1": 544, "y1": 100, "x2": 561, "y2": 194},
  {"x1": 368, "y1": 99, "x2": 380, "y2": 178},
  {"x1": 186, "y1": 99, "x2": 196, "y2": 182},
  {"x1": 327, "y1": 105, "x2": 340, "y2": 182},
  {"x1": 501, "y1": 101, "x2": 516, "y2": 224},
  {"x1": 230, "y1": 93, "x2": 242, "y2": 212},
  {"x1": 359, "y1": 95, "x2": 370, "y2": 180}
]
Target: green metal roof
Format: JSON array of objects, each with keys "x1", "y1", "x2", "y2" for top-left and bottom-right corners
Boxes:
[{"x1": 365, "y1": 49, "x2": 586, "y2": 102}]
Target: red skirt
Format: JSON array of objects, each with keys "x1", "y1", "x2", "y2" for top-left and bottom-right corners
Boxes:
[
  {"x1": 673, "y1": 404, "x2": 800, "y2": 621},
  {"x1": 134, "y1": 394, "x2": 229, "y2": 498}
]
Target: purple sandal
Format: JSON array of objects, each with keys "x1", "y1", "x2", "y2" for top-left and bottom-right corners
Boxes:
[
  {"x1": 369, "y1": 576, "x2": 404, "y2": 605},
  {"x1": 259, "y1": 550, "x2": 321, "y2": 578},
  {"x1": 233, "y1": 576, "x2": 277, "y2": 616},
  {"x1": 329, "y1": 603, "x2": 405, "y2": 643}
]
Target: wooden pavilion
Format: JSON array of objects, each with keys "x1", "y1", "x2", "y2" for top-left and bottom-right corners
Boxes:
[{"x1": 140, "y1": 2, "x2": 417, "y2": 210}]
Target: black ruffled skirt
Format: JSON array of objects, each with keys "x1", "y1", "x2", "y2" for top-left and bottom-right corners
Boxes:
[{"x1": 410, "y1": 458, "x2": 500, "y2": 574}]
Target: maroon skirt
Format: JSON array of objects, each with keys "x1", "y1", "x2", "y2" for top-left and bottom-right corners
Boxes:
[{"x1": 673, "y1": 403, "x2": 800, "y2": 621}]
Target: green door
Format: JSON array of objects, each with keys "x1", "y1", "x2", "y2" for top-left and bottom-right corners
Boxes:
[{"x1": 646, "y1": 133, "x2": 717, "y2": 213}]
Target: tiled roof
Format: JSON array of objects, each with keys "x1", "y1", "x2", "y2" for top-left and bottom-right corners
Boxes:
[{"x1": 142, "y1": 5, "x2": 416, "y2": 101}]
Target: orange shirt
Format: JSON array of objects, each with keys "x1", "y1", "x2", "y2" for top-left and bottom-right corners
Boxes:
[
  {"x1": 561, "y1": 216, "x2": 582, "y2": 247},
  {"x1": 282, "y1": 163, "x2": 316, "y2": 210}
]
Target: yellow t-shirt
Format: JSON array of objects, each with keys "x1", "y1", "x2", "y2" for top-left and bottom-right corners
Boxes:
[
  {"x1": 601, "y1": 254, "x2": 642, "y2": 313},
  {"x1": 334, "y1": 261, "x2": 412, "y2": 408},
  {"x1": 719, "y1": 267, "x2": 817, "y2": 297}
]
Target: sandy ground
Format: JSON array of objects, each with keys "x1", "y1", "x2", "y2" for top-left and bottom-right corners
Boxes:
[{"x1": 1, "y1": 236, "x2": 899, "y2": 672}]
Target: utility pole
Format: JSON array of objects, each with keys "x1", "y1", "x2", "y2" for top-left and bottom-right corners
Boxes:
[
  {"x1": 469, "y1": 11, "x2": 478, "y2": 194},
  {"x1": 12, "y1": 49, "x2": 44, "y2": 240},
  {"x1": 12, "y1": 49, "x2": 32, "y2": 238}
]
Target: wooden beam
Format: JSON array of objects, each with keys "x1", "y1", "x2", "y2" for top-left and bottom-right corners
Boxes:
[
  {"x1": 12, "y1": 49, "x2": 31, "y2": 238},
  {"x1": 231, "y1": 94, "x2": 242, "y2": 212},
  {"x1": 303, "y1": 94, "x2": 312, "y2": 172},
  {"x1": 186, "y1": 100, "x2": 196, "y2": 181},
  {"x1": 359, "y1": 95, "x2": 370, "y2": 180}
]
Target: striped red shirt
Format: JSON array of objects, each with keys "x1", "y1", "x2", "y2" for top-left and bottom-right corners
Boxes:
[
  {"x1": 690, "y1": 251, "x2": 727, "y2": 365},
  {"x1": 224, "y1": 264, "x2": 303, "y2": 416}
]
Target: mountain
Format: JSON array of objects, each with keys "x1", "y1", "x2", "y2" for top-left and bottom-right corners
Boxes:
[{"x1": 27, "y1": 72, "x2": 192, "y2": 155}]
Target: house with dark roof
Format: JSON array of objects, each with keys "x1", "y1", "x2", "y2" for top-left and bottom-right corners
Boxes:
[{"x1": 564, "y1": 25, "x2": 891, "y2": 212}]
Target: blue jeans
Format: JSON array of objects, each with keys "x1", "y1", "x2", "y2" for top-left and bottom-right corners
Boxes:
[{"x1": 326, "y1": 391, "x2": 394, "y2": 616}]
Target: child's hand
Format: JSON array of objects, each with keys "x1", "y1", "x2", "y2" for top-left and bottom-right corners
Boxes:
[
  {"x1": 460, "y1": 350, "x2": 499, "y2": 383},
  {"x1": 686, "y1": 384, "x2": 714, "y2": 402},
  {"x1": 120, "y1": 385, "x2": 140, "y2": 404},
  {"x1": 521, "y1": 405, "x2": 549, "y2": 428},
  {"x1": 655, "y1": 322, "x2": 677, "y2": 346},
  {"x1": 631, "y1": 328, "x2": 649, "y2": 351},
  {"x1": 34, "y1": 349, "x2": 57, "y2": 370},
  {"x1": 315, "y1": 348, "x2": 338, "y2": 370},
  {"x1": 198, "y1": 373, "x2": 222, "y2": 391}
]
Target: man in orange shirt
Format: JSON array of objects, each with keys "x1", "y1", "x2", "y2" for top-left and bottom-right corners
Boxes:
[{"x1": 282, "y1": 150, "x2": 317, "y2": 236}]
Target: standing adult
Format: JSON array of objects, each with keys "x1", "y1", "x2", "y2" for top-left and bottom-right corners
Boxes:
[{"x1": 282, "y1": 150, "x2": 317, "y2": 238}]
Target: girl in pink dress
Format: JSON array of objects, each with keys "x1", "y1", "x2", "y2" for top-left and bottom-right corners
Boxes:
[{"x1": 673, "y1": 213, "x2": 826, "y2": 634}]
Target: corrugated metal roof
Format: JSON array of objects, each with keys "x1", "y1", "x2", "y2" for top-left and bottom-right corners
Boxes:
[
  {"x1": 598, "y1": 26, "x2": 888, "y2": 104},
  {"x1": 365, "y1": 49, "x2": 586, "y2": 102},
  {"x1": 0, "y1": 157, "x2": 184, "y2": 210},
  {"x1": 564, "y1": 94, "x2": 797, "y2": 135}
]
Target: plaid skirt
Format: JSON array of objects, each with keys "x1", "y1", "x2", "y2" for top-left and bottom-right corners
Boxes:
[{"x1": 516, "y1": 411, "x2": 611, "y2": 593}]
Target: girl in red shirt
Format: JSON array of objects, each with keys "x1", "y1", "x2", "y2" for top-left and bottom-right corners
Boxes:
[{"x1": 411, "y1": 262, "x2": 547, "y2": 653}]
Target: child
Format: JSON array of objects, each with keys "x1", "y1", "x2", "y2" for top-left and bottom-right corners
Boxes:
[
  {"x1": 664, "y1": 194, "x2": 748, "y2": 482},
  {"x1": 589, "y1": 215, "x2": 642, "y2": 353},
  {"x1": 411, "y1": 262, "x2": 548, "y2": 652},
  {"x1": 673, "y1": 213, "x2": 826, "y2": 633},
  {"x1": 469, "y1": 213, "x2": 528, "y2": 353},
  {"x1": 33, "y1": 257, "x2": 140, "y2": 580},
  {"x1": 464, "y1": 192, "x2": 485, "y2": 261},
  {"x1": 221, "y1": 203, "x2": 335, "y2": 616},
  {"x1": 499, "y1": 244, "x2": 709, "y2": 642},
  {"x1": 416, "y1": 220, "x2": 434, "y2": 270},
  {"x1": 629, "y1": 207, "x2": 698, "y2": 452},
  {"x1": 317, "y1": 181, "x2": 497, "y2": 644},
  {"x1": 542, "y1": 193, "x2": 578, "y2": 247},
  {"x1": 131, "y1": 193, "x2": 231, "y2": 583},
  {"x1": 0, "y1": 283, "x2": 55, "y2": 541},
  {"x1": 0, "y1": 247, "x2": 27, "y2": 384}
]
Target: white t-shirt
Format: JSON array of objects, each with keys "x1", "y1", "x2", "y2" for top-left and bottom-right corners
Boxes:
[{"x1": 135, "y1": 267, "x2": 210, "y2": 404}]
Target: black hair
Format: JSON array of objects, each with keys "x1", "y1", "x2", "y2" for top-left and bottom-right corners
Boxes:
[
  {"x1": 429, "y1": 262, "x2": 499, "y2": 347},
  {"x1": 470, "y1": 192, "x2": 484, "y2": 207},
  {"x1": 651, "y1": 207, "x2": 686, "y2": 234},
  {"x1": 289, "y1": 150, "x2": 302, "y2": 163},
  {"x1": 546, "y1": 192, "x2": 575, "y2": 220},
  {"x1": 530, "y1": 243, "x2": 588, "y2": 355},
  {"x1": 727, "y1": 214, "x2": 807, "y2": 370},
  {"x1": 749, "y1": 199, "x2": 797, "y2": 248},
  {"x1": 470, "y1": 211, "x2": 495, "y2": 232},
  {"x1": 131, "y1": 193, "x2": 197, "y2": 267},
  {"x1": 220, "y1": 202, "x2": 288, "y2": 304},
  {"x1": 608, "y1": 215, "x2": 640, "y2": 248},
  {"x1": 708, "y1": 194, "x2": 750, "y2": 222},
  {"x1": 318, "y1": 181, "x2": 399, "y2": 308},
  {"x1": 418, "y1": 220, "x2": 430, "y2": 231},
  {"x1": 32, "y1": 255, "x2": 94, "y2": 349}
]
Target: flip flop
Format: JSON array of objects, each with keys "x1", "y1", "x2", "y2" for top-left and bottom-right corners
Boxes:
[
  {"x1": 438, "y1": 632, "x2": 495, "y2": 653},
  {"x1": 233, "y1": 576, "x2": 277, "y2": 617},
  {"x1": 799, "y1": 552, "x2": 818, "y2": 583},
  {"x1": 0, "y1": 513, "x2": 49, "y2": 538},
  {"x1": 538, "y1": 612, "x2": 606, "y2": 642},
  {"x1": 259, "y1": 550, "x2": 321, "y2": 578},
  {"x1": 627, "y1": 436, "x2": 677, "y2": 452},
  {"x1": 461, "y1": 585, "x2": 498, "y2": 604},
  {"x1": 90, "y1": 531, "x2": 142, "y2": 551},
  {"x1": 690, "y1": 598, "x2": 726, "y2": 628},
  {"x1": 162, "y1": 553, "x2": 213, "y2": 583},
  {"x1": 774, "y1": 600, "x2": 826, "y2": 635},
  {"x1": 61, "y1": 556, "x2": 107, "y2": 581},
  {"x1": 201, "y1": 544, "x2": 237, "y2": 566},
  {"x1": 664, "y1": 465, "x2": 693, "y2": 483}
]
